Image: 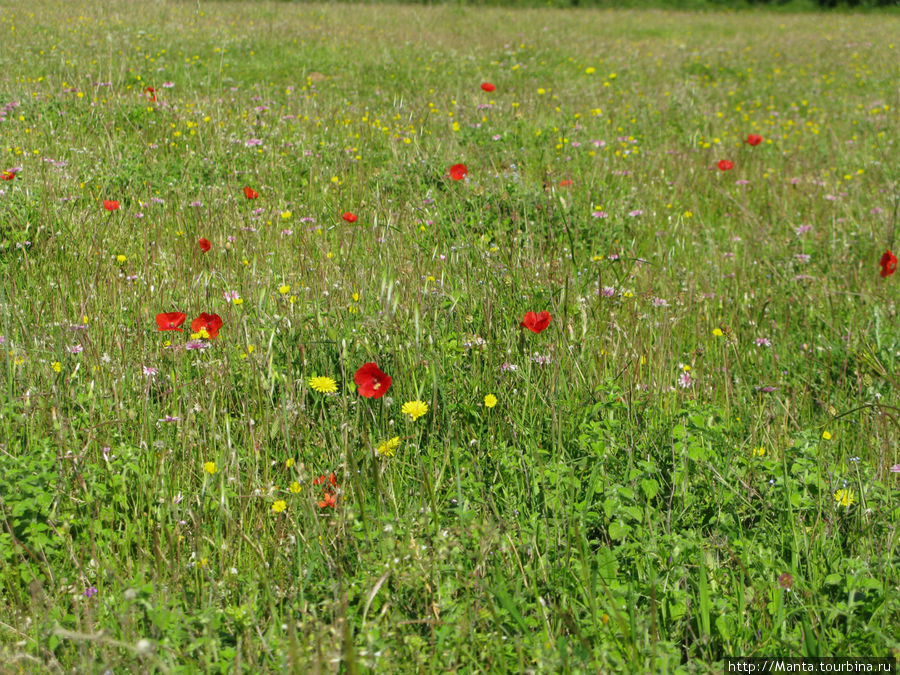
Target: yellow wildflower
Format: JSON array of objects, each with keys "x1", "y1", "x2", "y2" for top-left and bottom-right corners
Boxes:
[
  {"x1": 401, "y1": 400, "x2": 429, "y2": 421},
  {"x1": 308, "y1": 376, "x2": 338, "y2": 394},
  {"x1": 834, "y1": 489, "x2": 855, "y2": 507},
  {"x1": 376, "y1": 436, "x2": 400, "y2": 458}
]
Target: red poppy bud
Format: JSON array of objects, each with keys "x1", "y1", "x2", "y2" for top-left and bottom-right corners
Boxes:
[{"x1": 880, "y1": 250, "x2": 897, "y2": 278}]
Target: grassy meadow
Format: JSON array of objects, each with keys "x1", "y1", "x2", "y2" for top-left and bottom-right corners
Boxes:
[{"x1": 1, "y1": 1, "x2": 899, "y2": 671}]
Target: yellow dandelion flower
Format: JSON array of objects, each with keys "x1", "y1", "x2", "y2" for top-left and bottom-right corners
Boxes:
[
  {"x1": 51, "y1": 361, "x2": 62, "y2": 373},
  {"x1": 203, "y1": 461, "x2": 217, "y2": 475},
  {"x1": 308, "y1": 376, "x2": 338, "y2": 393},
  {"x1": 401, "y1": 400, "x2": 429, "y2": 421},
  {"x1": 285, "y1": 458, "x2": 294, "y2": 468},
  {"x1": 376, "y1": 436, "x2": 401, "y2": 458},
  {"x1": 822, "y1": 431, "x2": 832, "y2": 440},
  {"x1": 713, "y1": 328, "x2": 724, "y2": 337},
  {"x1": 834, "y1": 489, "x2": 855, "y2": 507},
  {"x1": 272, "y1": 500, "x2": 287, "y2": 513},
  {"x1": 484, "y1": 394, "x2": 498, "y2": 409},
  {"x1": 116, "y1": 254, "x2": 127, "y2": 264},
  {"x1": 278, "y1": 284, "x2": 290, "y2": 295},
  {"x1": 289, "y1": 481, "x2": 301, "y2": 494}
]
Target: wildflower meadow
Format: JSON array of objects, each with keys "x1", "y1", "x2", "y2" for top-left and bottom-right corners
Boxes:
[{"x1": 1, "y1": 1, "x2": 899, "y2": 671}]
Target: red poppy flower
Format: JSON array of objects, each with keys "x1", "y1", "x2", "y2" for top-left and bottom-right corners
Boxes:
[
  {"x1": 155, "y1": 312, "x2": 187, "y2": 332},
  {"x1": 144, "y1": 86, "x2": 156, "y2": 102},
  {"x1": 103, "y1": 200, "x2": 120, "y2": 211},
  {"x1": 354, "y1": 362, "x2": 392, "y2": 398},
  {"x1": 318, "y1": 491, "x2": 336, "y2": 509},
  {"x1": 559, "y1": 179, "x2": 573, "y2": 188},
  {"x1": 190, "y1": 313, "x2": 223, "y2": 338},
  {"x1": 879, "y1": 250, "x2": 897, "y2": 278},
  {"x1": 313, "y1": 472, "x2": 338, "y2": 487},
  {"x1": 1, "y1": 170, "x2": 14, "y2": 181},
  {"x1": 481, "y1": 82, "x2": 496, "y2": 93},
  {"x1": 520, "y1": 310, "x2": 552, "y2": 334},
  {"x1": 243, "y1": 186, "x2": 259, "y2": 200},
  {"x1": 745, "y1": 134, "x2": 763, "y2": 146},
  {"x1": 198, "y1": 238, "x2": 211, "y2": 252},
  {"x1": 342, "y1": 212, "x2": 358, "y2": 223},
  {"x1": 717, "y1": 160, "x2": 734, "y2": 171},
  {"x1": 449, "y1": 163, "x2": 468, "y2": 181}
]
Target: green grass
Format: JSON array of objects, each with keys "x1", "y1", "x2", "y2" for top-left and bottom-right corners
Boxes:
[{"x1": 1, "y1": 1, "x2": 899, "y2": 671}]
